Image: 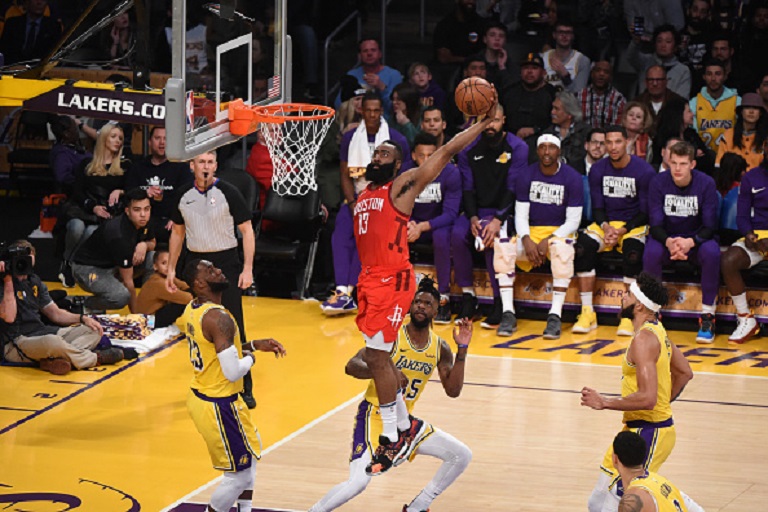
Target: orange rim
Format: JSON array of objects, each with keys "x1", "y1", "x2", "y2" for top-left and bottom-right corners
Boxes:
[{"x1": 253, "y1": 103, "x2": 335, "y2": 124}]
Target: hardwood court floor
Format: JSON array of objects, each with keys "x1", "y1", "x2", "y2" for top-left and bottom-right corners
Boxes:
[{"x1": 1, "y1": 295, "x2": 767, "y2": 511}]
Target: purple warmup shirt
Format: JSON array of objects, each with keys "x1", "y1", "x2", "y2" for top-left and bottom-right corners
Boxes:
[
  {"x1": 648, "y1": 169, "x2": 719, "y2": 237},
  {"x1": 737, "y1": 165, "x2": 768, "y2": 233},
  {"x1": 401, "y1": 161, "x2": 461, "y2": 229},
  {"x1": 516, "y1": 162, "x2": 583, "y2": 227},
  {"x1": 589, "y1": 155, "x2": 655, "y2": 222}
]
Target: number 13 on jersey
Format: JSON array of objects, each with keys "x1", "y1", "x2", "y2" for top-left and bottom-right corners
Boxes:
[{"x1": 358, "y1": 212, "x2": 369, "y2": 235}]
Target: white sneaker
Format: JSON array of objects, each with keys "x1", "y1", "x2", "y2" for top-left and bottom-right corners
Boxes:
[
  {"x1": 728, "y1": 313, "x2": 759, "y2": 345},
  {"x1": 616, "y1": 317, "x2": 634, "y2": 337}
]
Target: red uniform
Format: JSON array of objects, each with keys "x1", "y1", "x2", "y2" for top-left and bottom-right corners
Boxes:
[{"x1": 353, "y1": 183, "x2": 415, "y2": 342}]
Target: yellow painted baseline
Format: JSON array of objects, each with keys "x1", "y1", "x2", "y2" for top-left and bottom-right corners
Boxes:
[{"x1": 1, "y1": 294, "x2": 766, "y2": 511}]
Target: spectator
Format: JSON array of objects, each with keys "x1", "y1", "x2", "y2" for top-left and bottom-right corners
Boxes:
[
  {"x1": 0, "y1": 0, "x2": 62, "y2": 65},
  {"x1": 576, "y1": 60, "x2": 626, "y2": 129},
  {"x1": 716, "y1": 92, "x2": 768, "y2": 171},
  {"x1": 337, "y1": 38, "x2": 403, "y2": 118},
  {"x1": 451, "y1": 104, "x2": 528, "y2": 327},
  {"x1": 630, "y1": 24, "x2": 691, "y2": 99},
  {"x1": 70, "y1": 188, "x2": 155, "y2": 313},
  {"x1": 245, "y1": 133, "x2": 274, "y2": 211},
  {"x1": 715, "y1": 152, "x2": 747, "y2": 198},
  {"x1": 575, "y1": 0, "x2": 621, "y2": 62},
  {"x1": 403, "y1": 133, "x2": 461, "y2": 324},
  {"x1": 543, "y1": 91, "x2": 590, "y2": 167},
  {"x1": 709, "y1": 32, "x2": 743, "y2": 93},
  {"x1": 49, "y1": 115, "x2": 91, "y2": 196},
  {"x1": 135, "y1": 248, "x2": 192, "y2": 328},
  {"x1": 623, "y1": 0, "x2": 685, "y2": 36},
  {"x1": 474, "y1": 21, "x2": 516, "y2": 91},
  {"x1": 1, "y1": 240, "x2": 123, "y2": 375},
  {"x1": 125, "y1": 127, "x2": 191, "y2": 245},
  {"x1": 407, "y1": 62, "x2": 446, "y2": 109},
  {"x1": 679, "y1": 0, "x2": 715, "y2": 93},
  {"x1": 432, "y1": 0, "x2": 484, "y2": 87},
  {"x1": 758, "y1": 73, "x2": 768, "y2": 111},
  {"x1": 633, "y1": 65, "x2": 686, "y2": 129},
  {"x1": 541, "y1": 19, "x2": 591, "y2": 93},
  {"x1": 575, "y1": 127, "x2": 608, "y2": 224},
  {"x1": 104, "y1": 10, "x2": 135, "y2": 69},
  {"x1": 655, "y1": 98, "x2": 715, "y2": 174},
  {"x1": 336, "y1": 74, "x2": 366, "y2": 136},
  {"x1": 388, "y1": 83, "x2": 422, "y2": 146},
  {"x1": 420, "y1": 106, "x2": 449, "y2": 147},
  {"x1": 644, "y1": 141, "x2": 720, "y2": 343},
  {"x1": 739, "y1": 1, "x2": 768, "y2": 98},
  {"x1": 690, "y1": 59, "x2": 741, "y2": 152},
  {"x1": 444, "y1": 55, "x2": 488, "y2": 135},
  {"x1": 622, "y1": 101, "x2": 654, "y2": 163},
  {"x1": 501, "y1": 53, "x2": 556, "y2": 144},
  {"x1": 657, "y1": 136, "x2": 683, "y2": 173}
]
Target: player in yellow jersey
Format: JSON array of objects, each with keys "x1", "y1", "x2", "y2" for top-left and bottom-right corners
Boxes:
[
  {"x1": 581, "y1": 272, "x2": 694, "y2": 512},
  {"x1": 181, "y1": 259, "x2": 286, "y2": 512},
  {"x1": 613, "y1": 432, "x2": 705, "y2": 512},
  {"x1": 309, "y1": 278, "x2": 473, "y2": 512}
]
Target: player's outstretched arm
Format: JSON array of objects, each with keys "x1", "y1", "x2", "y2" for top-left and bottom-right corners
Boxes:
[
  {"x1": 248, "y1": 338, "x2": 287, "y2": 358},
  {"x1": 203, "y1": 308, "x2": 254, "y2": 382},
  {"x1": 437, "y1": 318, "x2": 472, "y2": 397},
  {"x1": 669, "y1": 339, "x2": 693, "y2": 401}
]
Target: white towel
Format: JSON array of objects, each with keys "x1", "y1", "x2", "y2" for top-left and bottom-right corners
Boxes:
[{"x1": 347, "y1": 118, "x2": 391, "y2": 171}]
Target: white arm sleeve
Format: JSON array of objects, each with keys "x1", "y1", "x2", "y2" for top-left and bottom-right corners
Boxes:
[
  {"x1": 217, "y1": 345, "x2": 254, "y2": 382},
  {"x1": 553, "y1": 206, "x2": 583, "y2": 238},
  {"x1": 515, "y1": 201, "x2": 531, "y2": 238}
]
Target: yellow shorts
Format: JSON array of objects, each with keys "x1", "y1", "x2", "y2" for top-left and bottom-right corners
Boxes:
[
  {"x1": 516, "y1": 225, "x2": 574, "y2": 272},
  {"x1": 350, "y1": 400, "x2": 434, "y2": 463},
  {"x1": 600, "y1": 420, "x2": 676, "y2": 489},
  {"x1": 187, "y1": 388, "x2": 262, "y2": 472},
  {"x1": 733, "y1": 229, "x2": 768, "y2": 267},
  {"x1": 584, "y1": 221, "x2": 648, "y2": 253}
]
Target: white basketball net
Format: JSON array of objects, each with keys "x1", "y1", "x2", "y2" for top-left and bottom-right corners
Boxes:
[{"x1": 257, "y1": 105, "x2": 335, "y2": 196}]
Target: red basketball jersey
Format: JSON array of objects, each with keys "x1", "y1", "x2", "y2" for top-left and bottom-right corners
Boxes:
[{"x1": 353, "y1": 183, "x2": 410, "y2": 268}]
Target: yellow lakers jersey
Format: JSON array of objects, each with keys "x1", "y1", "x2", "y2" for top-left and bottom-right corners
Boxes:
[
  {"x1": 364, "y1": 325, "x2": 441, "y2": 410},
  {"x1": 696, "y1": 92, "x2": 737, "y2": 151},
  {"x1": 622, "y1": 320, "x2": 673, "y2": 424},
  {"x1": 627, "y1": 471, "x2": 688, "y2": 512},
  {"x1": 182, "y1": 301, "x2": 243, "y2": 398}
]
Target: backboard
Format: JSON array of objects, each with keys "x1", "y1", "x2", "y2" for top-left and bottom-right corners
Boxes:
[{"x1": 166, "y1": 0, "x2": 289, "y2": 161}]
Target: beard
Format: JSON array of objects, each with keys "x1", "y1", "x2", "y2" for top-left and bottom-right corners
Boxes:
[
  {"x1": 482, "y1": 128, "x2": 504, "y2": 145},
  {"x1": 619, "y1": 304, "x2": 635, "y2": 321},
  {"x1": 208, "y1": 280, "x2": 230, "y2": 293},
  {"x1": 365, "y1": 161, "x2": 396, "y2": 185},
  {"x1": 410, "y1": 314, "x2": 431, "y2": 329}
]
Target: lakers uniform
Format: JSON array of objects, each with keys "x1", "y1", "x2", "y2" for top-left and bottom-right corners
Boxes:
[
  {"x1": 183, "y1": 301, "x2": 261, "y2": 472},
  {"x1": 627, "y1": 471, "x2": 689, "y2": 512},
  {"x1": 350, "y1": 326, "x2": 439, "y2": 462},
  {"x1": 601, "y1": 320, "x2": 676, "y2": 485},
  {"x1": 694, "y1": 92, "x2": 737, "y2": 151}
]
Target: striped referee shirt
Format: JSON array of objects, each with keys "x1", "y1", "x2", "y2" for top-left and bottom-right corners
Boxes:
[
  {"x1": 171, "y1": 179, "x2": 251, "y2": 253},
  {"x1": 577, "y1": 85, "x2": 626, "y2": 129}
]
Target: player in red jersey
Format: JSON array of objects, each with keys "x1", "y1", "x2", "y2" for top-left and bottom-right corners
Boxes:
[{"x1": 354, "y1": 89, "x2": 498, "y2": 477}]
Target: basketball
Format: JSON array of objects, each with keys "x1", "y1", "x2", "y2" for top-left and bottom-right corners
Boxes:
[{"x1": 454, "y1": 77, "x2": 495, "y2": 117}]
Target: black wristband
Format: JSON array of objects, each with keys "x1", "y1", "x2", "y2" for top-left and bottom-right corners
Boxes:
[{"x1": 79, "y1": 313, "x2": 84, "y2": 323}]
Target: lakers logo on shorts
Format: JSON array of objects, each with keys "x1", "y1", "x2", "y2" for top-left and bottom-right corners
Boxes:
[
  {"x1": 354, "y1": 443, "x2": 365, "y2": 455},
  {"x1": 239, "y1": 454, "x2": 250, "y2": 467}
]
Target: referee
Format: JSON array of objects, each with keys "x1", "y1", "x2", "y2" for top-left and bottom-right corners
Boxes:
[{"x1": 166, "y1": 150, "x2": 257, "y2": 408}]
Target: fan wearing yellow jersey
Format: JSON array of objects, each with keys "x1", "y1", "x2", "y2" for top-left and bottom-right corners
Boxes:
[
  {"x1": 613, "y1": 432, "x2": 705, "y2": 512},
  {"x1": 181, "y1": 259, "x2": 286, "y2": 512},
  {"x1": 581, "y1": 272, "x2": 694, "y2": 512},
  {"x1": 310, "y1": 278, "x2": 473, "y2": 512}
]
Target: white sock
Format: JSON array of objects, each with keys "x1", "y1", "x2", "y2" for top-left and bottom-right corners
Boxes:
[
  {"x1": 380, "y1": 401, "x2": 398, "y2": 443},
  {"x1": 623, "y1": 277, "x2": 635, "y2": 285},
  {"x1": 461, "y1": 287, "x2": 475, "y2": 295},
  {"x1": 237, "y1": 499, "x2": 252, "y2": 511},
  {"x1": 549, "y1": 291, "x2": 566, "y2": 316},
  {"x1": 701, "y1": 304, "x2": 716, "y2": 316},
  {"x1": 336, "y1": 286, "x2": 349, "y2": 295},
  {"x1": 500, "y1": 286, "x2": 515, "y2": 313},
  {"x1": 733, "y1": 293, "x2": 749, "y2": 315},
  {"x1": 581, "y1": 292, "x2": 593, "y2": 308},
  {"x1": 395, "y1": 389, "x2": 411, "y2": 431}
]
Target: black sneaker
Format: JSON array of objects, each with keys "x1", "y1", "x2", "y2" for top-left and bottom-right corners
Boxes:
[
  {"x1": 59, "y1": 262, "x2": 75, "y2": 288},
  {"x1": 543, "y1": 314, "x2": 562, "y2": 340},
  {"x1": 366, "y1": 433, "x2": 410, "y2": 476},
  {"x1": 241, "y1": 391, "x2": 257, "y2": 409},
  {"x1": 496, "y1": 311, "x2": 517, "y2": 336},
  {"x1": 434, "y1": 298, "x2": 452, "y2": 324},
  {"x1": 96, "y1": 347, "x2": 124, "y2": 365},
  {"x1": 454, "y1": 293, "x2": 479, "y2": 324},
  {"x1": 481, "y1": 297, "x2": 502, "y2": 329}
]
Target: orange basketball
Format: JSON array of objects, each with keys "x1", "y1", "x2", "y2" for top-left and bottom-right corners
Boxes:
[{"x1": 454, "y1": 77, "x2": 495, "y2": 117}]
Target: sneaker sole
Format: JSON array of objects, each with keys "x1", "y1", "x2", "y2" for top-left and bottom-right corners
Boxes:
[
  {"x1": 480, "y1": 321, "x2": 500, "y2": 329},
  {"x1": 321, "y1": 308, "x2": 356, "y2": 317},
  {"x1": 395, "y1": 422, "x2": 428, "y2": 467},
  {"x1": 58, "y1": 273, "x2": 74, "y2": 288},
  {"x1": 616, "y1": 329, "x2": 634, "y2": 337},
  {"x1": 543, "y1": 333, "x2": 561, "y2": 340},
  {"x1": 572, "y1": 324, "x2": 597, "y2": 334},
  {"x1": 496, "y1": 328, "x2": 517, "y2": 336},
  {"x1": 695, "y1": 337, "x2": 715, "y2": 344},
  {"x1": 433, "y1": 318, "x2": 452, "y2": 325},
  {"x1": 728, "y1": 325, "x2": 760, "y2": 344}
]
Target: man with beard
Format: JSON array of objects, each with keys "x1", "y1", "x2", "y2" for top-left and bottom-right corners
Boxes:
[
  {"x1": 420, "y1": 106, "x2": 449, "y2": 147},
  {"x1": 580, "y1": 272, "x2": 693, "y2": 512},
  {"x1": 181, "y1": 259, "x2": 286, "y2": 512},
  {"x1": 351, "y1": 91, "x2": 497, "y2": 476},
  {"x1": 679, "y1": 0, "x2": 715, "y2": 93},
  {"x1": 451, "y1": 104, "x2": 528, "y2": 328},
  {"x1": 572, "y1": 126, "x2": 656, "y2": 337},
  {"x1": 576, "y1": 60, "x2": 626, "y2": 129},
  {"x1": 689, "y1": 58, "x2": 740, "y2": 152},
  {"x1": 494, "y1": 135, "x2": 583, "y2": 338},
  {"x1": 644, "y1": 142, "x2": 720, "y2": 343},
  {"x1": 309, "y1": 279, "x2": 473, "y2": 512},
  {"x1": 501, "y1": 53, "x2": 556, "y2": 144}
]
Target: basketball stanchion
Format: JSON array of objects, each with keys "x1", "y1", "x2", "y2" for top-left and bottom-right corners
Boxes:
[{"x1": 228, "y1": 100, "x2": 335, "y2": 196}]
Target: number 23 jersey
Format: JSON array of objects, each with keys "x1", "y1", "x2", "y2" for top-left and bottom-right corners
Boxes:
[{"x1": 353, "y1": 183, "x2": 410, "y2": 268}]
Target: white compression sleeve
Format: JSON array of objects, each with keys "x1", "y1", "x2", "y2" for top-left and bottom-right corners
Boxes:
[
  {"x1": 217, "y1": 345, "x2": 254, "y2": 382},
  {"x1": 515, "y1": 201, "x2": 531, "y2": 238},
  {"x1": 308, "y1": 453, "x2": 372, "y2": 512},
  {"x1": 552, "y1": 206, "x2": 583, "y2": 238}
]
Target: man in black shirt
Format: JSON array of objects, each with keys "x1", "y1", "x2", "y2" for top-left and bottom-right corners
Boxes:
[
  {"x1": 126, "y1": 127, "x2": 192, "y2": 244},
  {"x1": 1, "y1": 240, "x2": 123, "y2": 375},
  {"x1": 71, "y1": 188, "x2": 155, "y2": 313},
  {"x1": 502, "y1": 53, "x2": 556, "y2": 145}
]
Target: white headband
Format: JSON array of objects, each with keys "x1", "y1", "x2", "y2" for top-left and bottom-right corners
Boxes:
[
  {"x1": 629, "y1": 281, "x2": 661, "y2": 313},
  {"x1": 537, "y1": 134, "x2": 561, "y2": 148}
]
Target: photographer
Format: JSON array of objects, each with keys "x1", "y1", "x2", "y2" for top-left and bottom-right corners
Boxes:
[
  {"x1": 1, "y1": 240, "x2": 123, "y2": 375},
  {"x1": 71, "y1": 188, "x2": 156, "y2": 314}
]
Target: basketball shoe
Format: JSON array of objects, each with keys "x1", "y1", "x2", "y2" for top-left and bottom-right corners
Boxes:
[
  {"x1": 617, "y1": 317, "x2": 634, "y2": 337},
  {"x1": 572, "y1": 305, "x2": 597, "y2": 333},
  {"x1": 394, "y1": 415, "x2": 428, "y2": 467},
  {"x1": 365, "y1": 433, "x2": 410, "y2": 476},
  {"x1": 402, "y1": 506, "x2": 430, "y2": 512},
  {"x1": 434, "y1": 297, "x2": 452, "y2": 324},
  {"x1": 729, "y1": 312, "x2": 760, "y2": 344},
  {"x1": 321, "y1": 290, "x2": 357, "y2": 316},
  {"x1": 696, "y1": 313, "x2": 716, "y2": 344}
]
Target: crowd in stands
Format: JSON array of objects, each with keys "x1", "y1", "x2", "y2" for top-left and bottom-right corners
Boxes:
[{"x1": 3, "y1": 0, "x2": 768, "y2": 375}]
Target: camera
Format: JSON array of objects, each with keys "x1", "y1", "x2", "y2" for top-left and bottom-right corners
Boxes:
[{"x1": 0, "y1": 242, "x2": 34, "y2": 277}]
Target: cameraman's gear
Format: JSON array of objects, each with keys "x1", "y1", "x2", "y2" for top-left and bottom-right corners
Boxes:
[{"x1": 0, "y1": 242, "x2": 34, "y2": 277}]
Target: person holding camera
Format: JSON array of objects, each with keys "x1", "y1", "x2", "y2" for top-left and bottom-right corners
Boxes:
[
  {"x1": 70, "y1": 188, "x2": 156, "y2": 314},
  {"x1": 0, "y1": 240, "x2": 123, "y2": 375}
]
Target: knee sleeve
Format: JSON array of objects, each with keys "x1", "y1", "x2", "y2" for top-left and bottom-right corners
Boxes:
[
  {"x1": 587, "y1": 473, "x2": 619, "y2": 512},
  {"x1": 549, "y1": 237, "x2": 575, "y2": 280},
  {"x1": 493, "y1": 237, "x2": 517, "y2": 279},
  {"x1": 575, "y1": 233, "x2": 599, "y2": 273},
  {"x1": 622, "y1": 238, "x2": 645, "y2": 278},
  {"x1": 209, "y1": 465, "x2": 256, "y2": 512}
]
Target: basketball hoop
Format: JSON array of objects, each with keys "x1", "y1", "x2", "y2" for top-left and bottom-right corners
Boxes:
[{"x1": 229, "y1": 101, "x2": 335, "y2": 196}]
